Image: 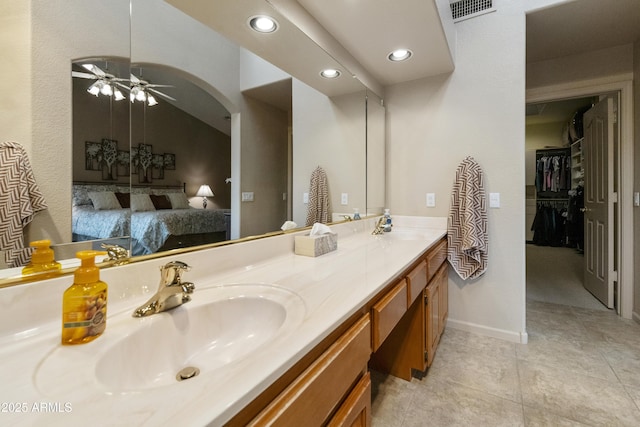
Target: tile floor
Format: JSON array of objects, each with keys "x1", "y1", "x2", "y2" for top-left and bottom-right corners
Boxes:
[{"x1": 371, "y1": 300, "x2": 640, "y2": 426}]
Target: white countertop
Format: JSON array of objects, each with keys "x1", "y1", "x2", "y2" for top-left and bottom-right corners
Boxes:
[{"x1": 0, "y1": 216, "x2": 446, "y2": 426}]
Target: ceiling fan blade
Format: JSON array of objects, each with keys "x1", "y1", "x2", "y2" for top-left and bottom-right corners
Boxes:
[
  {"x1": 148, "y1": 87, "x2": 176, "y2": 101},
  {"x1": 146, "y1": 83, "x2": 173, "y2": 88},
  {"x1": 82, "y1": 63, "x2": 106, "y2": 77},
  {"x1": 114, "y1": 82, "x2": 131, "y2": 92},
  {"x1": 130, "y1": 74, "x2": 141, "y2": 84},
  {"x1": 72, "y1": 71, "x2": 98, "y2": 80}
]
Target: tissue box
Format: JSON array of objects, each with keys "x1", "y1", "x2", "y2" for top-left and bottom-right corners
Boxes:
[{"x1": 294, "y1": 233, "x2": 338, "y2": 257}]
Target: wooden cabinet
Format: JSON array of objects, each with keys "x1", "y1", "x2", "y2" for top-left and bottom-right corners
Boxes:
[
  {"x1": 370, "y1": 237, "x2": 448, "y2": 378},
  {"x1": 327, "y1": 372, "x2": 371, "y2": 427},
  {"x1": 248, "y1": 315, "x2": 371, "y2": 427},
  {"x1": 425, "y1": 263, "x2": 448, "y2": 368},
  {"x1": 372, "y1": 280, "x2": 407, "y2": 352}
]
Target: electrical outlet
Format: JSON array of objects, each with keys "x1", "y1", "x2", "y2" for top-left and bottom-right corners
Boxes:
[
  {"x1": 303, "y1": 192, "x2": 309, "y2": 204},
  {"x1": 489, "y1": 192, "x2": 500, "y2": 208},
  {"x1": 341, "y1": 193, "x2": 348, "y2": 205},
  {"x1": 241, "y1": 192, "x2": 254, "y2": 202},
  {"x1": 426, "y1": 193, "x2": 436, "y2": 207}
]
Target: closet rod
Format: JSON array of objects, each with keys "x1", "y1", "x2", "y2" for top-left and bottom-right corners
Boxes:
[{"x1": 537, "y1": 198, "x2": 569, "y2": 201}]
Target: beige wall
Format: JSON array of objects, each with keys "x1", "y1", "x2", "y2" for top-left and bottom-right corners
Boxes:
[
  {"x1": 240, "y1": 95, "x2": 289, "y2": 236},
  {"x1": 634, "y1": 39, "x2": 640, "y2": 321},
  {"x1": 292, "y1": 82, "x2": 367, "y2": 227},
  {"x1": 386, "y1": 1, "x2": 527, "y2": 342}
]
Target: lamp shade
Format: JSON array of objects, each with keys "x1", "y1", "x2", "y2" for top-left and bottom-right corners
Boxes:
[{"x1": 196, "y1": 184, "x2": 214, "y2": 198}]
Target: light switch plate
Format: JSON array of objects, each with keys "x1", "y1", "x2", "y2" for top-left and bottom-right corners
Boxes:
[
  {"x1": 634, "y1": 192, "x2": 640, "y2": 207},
  {"x1": 341, "y1": 193, "x2": 348, "y2": 205},
  {"x1": 241, "y1": 192, "x2": 254, "y2": 202},
  {"x1": 303, "y1": 192, "x2": 309, "y2": 204},
  {"x1": 426, "y1": 193, "x2": 436, "y2": 207},
  {"x1": 489, "y1": 192, "x2": 500, "y2": 208}
]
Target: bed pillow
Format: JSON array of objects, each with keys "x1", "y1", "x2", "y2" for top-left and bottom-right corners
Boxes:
[
  {"x1": 88, "y1": 191, "x2": 122, "y2": 210},
  {"x1": 150, "y1": 194, "x2": 172, "y2": 210},
  {"x1": 130, "y1": 194, "x2": 156, "y2": 212},
  {"x1": 115, "y1": 192, "x2": 131, "y2": 209},
  {"x1": 167, "y1": 192, "x2": 190, "y2": 209}
]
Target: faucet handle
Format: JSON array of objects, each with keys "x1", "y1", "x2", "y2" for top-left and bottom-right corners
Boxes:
[
  {"x1": 159, "y1": 261, "x2": 191, "y2": 286},
  {"x1": 181, "y1": 281, "x2": 195, "y2": 294},
  {"x1": 101, "y1": 243, "x2": 129, "y2": 265}
]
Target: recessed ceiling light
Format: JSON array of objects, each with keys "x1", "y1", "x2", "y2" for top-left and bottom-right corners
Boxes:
[
  {"x1": 388, "y1": 49, "x2": 413, "y2": 62},
  {"x1": 320, "y1": 69, "x2": 341, "y2": 79},
  {"x1": 248, "y1": 15, "x2": 278, "y2": 33}
]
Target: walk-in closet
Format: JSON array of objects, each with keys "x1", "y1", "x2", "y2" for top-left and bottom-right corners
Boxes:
[{"x1": 525, "y1": 97, "x2": 606, "y2": 311}]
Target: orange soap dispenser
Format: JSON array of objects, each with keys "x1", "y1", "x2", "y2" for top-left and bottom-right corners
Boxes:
[
  {"x1": 61, "y1": 250, "x2": 108, "y2": 345},
  {"x1": 22, "y1": 240, "x2": 62, "y2": 277}
]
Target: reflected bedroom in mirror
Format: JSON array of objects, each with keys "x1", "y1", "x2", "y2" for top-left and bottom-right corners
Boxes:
[{"x1": 72, "y1": 59, "x2": 232, "y2": 257}]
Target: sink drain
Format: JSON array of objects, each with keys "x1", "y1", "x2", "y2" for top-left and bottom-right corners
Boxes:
[{"x1": 176, "y1": 366, "x2": 200, "y2": 381}]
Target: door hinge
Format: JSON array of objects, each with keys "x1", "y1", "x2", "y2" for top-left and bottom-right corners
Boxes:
[
  {"x1": 424, "y1": 293, "x2": 428, "y2": 304},
  {"x1": 424, "y1": 351, "x2": 428, "y2": 361},
  {"x1": 612, "y1": 192, "x2": 618, "y2": 203},
  {"x1": 613, "y1": 111, "x2": 618, "y2": 124},
  {"x1": 611, "y1": 271, "x2": 618, "y2": 282}
]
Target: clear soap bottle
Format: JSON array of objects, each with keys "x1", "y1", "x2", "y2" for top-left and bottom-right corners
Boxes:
[
  {"x1": 22, "y1": 240, "x2": 62, "y2": 278},
  {"x1": 383, "y1": 209, "x2": 392, "y2": 232},
  {"x1": 61, "y1": 250, "x2": 108, "y2": 345}
]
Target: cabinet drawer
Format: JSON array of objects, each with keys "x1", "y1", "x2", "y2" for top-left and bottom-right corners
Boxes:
[
  {"x1": 372, "y1": 280, "x2": 407, "y2": 352},
  {"x1": 426, "y1": 239, "x2": 447, "y2": 282},
  {"x1": 249, "y1": 315, "x2": 371, "y2": 426},
  {"x1": 406, "y1": 260, "x2": 427, "y2": 306}
]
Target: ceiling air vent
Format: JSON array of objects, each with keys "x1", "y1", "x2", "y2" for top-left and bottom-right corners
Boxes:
[{"x1": 450, "y1": 0, "x2": 495, "y2": 22}]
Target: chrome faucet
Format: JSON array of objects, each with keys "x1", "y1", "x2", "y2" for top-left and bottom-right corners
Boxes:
[
  {"x1": 132, "y1": 261, "x2": 195, "y2": 317},
  {"x1": 372, "y1": 216, "x2": 386, "y2": 235}
]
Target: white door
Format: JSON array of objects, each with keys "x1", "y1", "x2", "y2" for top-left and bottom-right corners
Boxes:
[{"x1": 582, "y1": 97, "x2": 615, "y2": 308}]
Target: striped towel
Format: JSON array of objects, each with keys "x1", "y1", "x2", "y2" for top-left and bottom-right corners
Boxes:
[
  {"x1": 0, "y1": 142, "x2": 48, "y2": 267},
  {"x1": 447, "y1": 156, "x2": 488, "y2": 280},
  {"x1": 305, "y1": 166, "x2": 331, "y2": 226}
]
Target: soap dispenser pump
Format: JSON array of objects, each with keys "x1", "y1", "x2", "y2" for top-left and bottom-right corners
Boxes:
[
  {"x1": 61, "y1": 250, "x2": 108, "y2": 345},
  {"x1": 22, "y1": 240, "x2": 62, "y2": 277}
]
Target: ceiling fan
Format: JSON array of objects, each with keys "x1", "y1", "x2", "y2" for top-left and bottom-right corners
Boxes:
[
  {"x1": 72, "y1": 64, "x2": 176, "y2": 106},
  {"x1": 72, "y1": 63, "x2": 130, "y2": 101},
  {"x1": 129, "y1": 73, "x2": 176, "y2": 106}
]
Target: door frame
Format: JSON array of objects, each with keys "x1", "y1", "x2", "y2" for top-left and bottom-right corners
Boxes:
[{"x1": 526, "y1": 74, "x2": 634, "y2": 319}]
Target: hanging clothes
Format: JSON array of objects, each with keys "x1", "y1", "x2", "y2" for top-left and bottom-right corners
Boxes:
[
  {"x1": 531, "y1": 201, "x2": 568, "y2": 247},
  {"x1": 0, "y1": 142, "x2": 48, "y2": 267},
  {"x1": 305, "y1": 166, "x2": 331, "y2": 226},
  {"x1": 447, "y1": 156, "x2": 488, "y2": 280}
]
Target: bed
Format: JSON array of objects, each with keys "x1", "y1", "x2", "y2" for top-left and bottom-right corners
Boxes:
[{"x1": 72, "y1": 184, "x2": 229, "y2": 256}]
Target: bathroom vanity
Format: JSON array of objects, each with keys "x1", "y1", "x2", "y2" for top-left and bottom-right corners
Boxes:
[{"x1": 0, "y1": 216, "x2": 446, "y2": 426}]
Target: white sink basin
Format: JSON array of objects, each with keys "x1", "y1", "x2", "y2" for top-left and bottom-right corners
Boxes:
[{"x1": 35, "y1": 284, "x2": 306, "y2": 394}]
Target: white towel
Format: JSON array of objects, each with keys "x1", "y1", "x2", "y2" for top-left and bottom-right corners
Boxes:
[
  {"x1": 305, "y1": 166, "x2": 331, "y2": 226},
  {"x1": 0, "y1": 142, "x2": 48, "y2": 267},
  {"x1": 447, "y1": 156, "x2": 488, "y2": 280}
]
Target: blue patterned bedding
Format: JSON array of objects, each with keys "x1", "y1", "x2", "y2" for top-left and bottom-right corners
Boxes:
[
  {"x1": 72, "y1": 206, "x2": 130, "y2": 239},
  {"x1": 72, "y1": 206, "x2": 228, "y2": 256},
  {"x1": 131, "y1": 208, "x2": 228, "y2": 255}
]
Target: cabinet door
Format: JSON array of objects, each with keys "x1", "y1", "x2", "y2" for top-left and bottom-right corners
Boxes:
[
  {"x1": 327, "y1": 372, "x2": 371, "y2": 427},
  {"x1": 438, "y1": 264, "x2": 448, "y2": 335},
  {"x1": 424, "y1": 280, "x2": 440, "y2": 368}
]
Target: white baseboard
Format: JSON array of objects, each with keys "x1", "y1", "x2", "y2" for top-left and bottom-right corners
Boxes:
[{"x1": 446, "y1": 318, "x2": 528, "y2": 344}]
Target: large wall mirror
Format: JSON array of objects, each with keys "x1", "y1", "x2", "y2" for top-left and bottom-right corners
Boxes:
[{"x1": 0, "y1": 0, "x2": 385, "y2": 285}]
